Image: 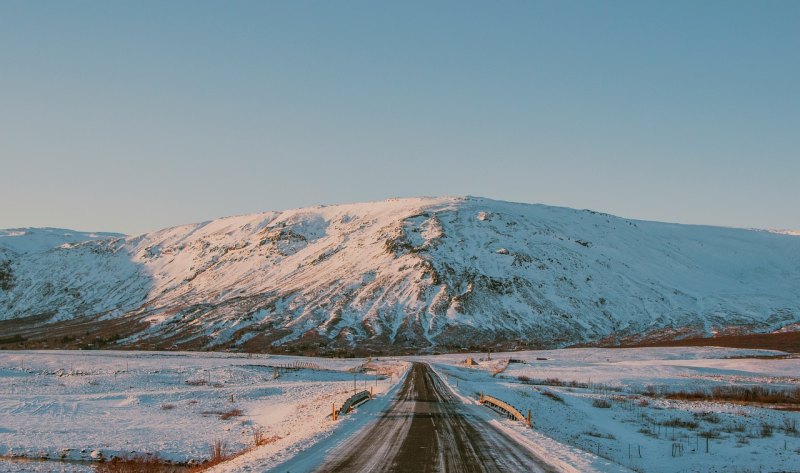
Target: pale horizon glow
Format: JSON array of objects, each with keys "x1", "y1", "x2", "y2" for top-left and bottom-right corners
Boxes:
[{"x1": 1, "y1": 1, "x2": 798, "y2": 235}]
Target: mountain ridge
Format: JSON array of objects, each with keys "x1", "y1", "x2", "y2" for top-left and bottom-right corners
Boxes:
[{"x1": 1, "y1": 196, "x2": 798, "y2": 354}]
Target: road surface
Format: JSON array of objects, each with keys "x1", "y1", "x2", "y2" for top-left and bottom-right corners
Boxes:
[{"x1": 315, "y1": 362, "x2": 557, "y2": 473}]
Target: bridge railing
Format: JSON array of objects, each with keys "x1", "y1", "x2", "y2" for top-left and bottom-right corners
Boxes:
[
  {"x1": 479, "y1": 392, "x2": 531, "y2": 427},
  {"x1": 332, "y1": 389, "x2": 372, "y2": 420}
]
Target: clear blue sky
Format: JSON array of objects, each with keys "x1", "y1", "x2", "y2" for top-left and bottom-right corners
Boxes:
[{"x1": 1, "y1": 1, "x2": 798, "y2": 235}]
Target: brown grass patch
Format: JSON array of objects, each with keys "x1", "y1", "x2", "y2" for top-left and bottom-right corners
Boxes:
[
  {"x1": 253, "y1": 428, "x2": 282, "y2": 447},
  {"x1": 666, "y1": 386, "x2": 800, "y2": 406},
  {"x1": 693, "y1": 411, "x2": 721, "y2": 423},
  {"x1": 517, "y1": 376, "x2": 590, "y2": 389},
  {"x1": 95, "y1": 454, "x2": 185, "y2": 473},
  {"x1": 618, "y1": 331, "x2": 800, "y2": 353},
  {"x1": 219, "y1": 408, "x2": 243, "y2": 420},
  {"x1": 200, "y1": 408, "x2": 243, "y2": 420},
  {"x1": 541, "y1": 390, "x2": 564, "y2": 403},
  {"x1": 592, "y1": 398, "x2": 612, "y2": 408},
  {"x1": 661, "y1": 417, "x2": 699, "y2": 430},
  {"x1": 209, "y1": 439, "x2": 227, "y2": 463}
]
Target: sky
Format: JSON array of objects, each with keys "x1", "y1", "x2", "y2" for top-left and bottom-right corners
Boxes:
[{"x1": 1, "y1": 1, "x2": 798, "y2": 235}]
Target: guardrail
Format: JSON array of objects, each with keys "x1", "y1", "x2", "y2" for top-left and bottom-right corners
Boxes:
[
  {"x1": 332, "y1": 389, "x2": 372, "y2": 420},
  {"x1": 479, "y1": 392, "x2": 531, "y2": 427}
]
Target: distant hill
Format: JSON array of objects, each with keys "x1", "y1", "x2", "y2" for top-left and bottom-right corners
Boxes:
[{"x1": 1, "y1": 196, "x2": 798, "y2": 354}]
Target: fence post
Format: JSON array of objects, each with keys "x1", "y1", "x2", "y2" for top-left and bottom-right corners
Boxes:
[{"x1": 332, "y1": 403, "x2": 337, "y2": 421}]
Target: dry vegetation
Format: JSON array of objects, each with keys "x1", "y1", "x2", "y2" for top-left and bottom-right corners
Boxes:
[
  {"x1": 592, "y1": 398, "x2": 612, "y2": 408},
  {"x1": 90, "y1": 440, "x2": 236, "y2": 473},
  {"x1": 199, "y1": 408, "x2": 243, "y2": 420},
  {"x1": 620, "y1": 331, "x2": 800, "y2": 353},
  {"x1": 252, "y1": 428, "x2": 282, "y2": 447},
  {"x1": 93, "y1": 410, "x2": 269, "y2": 472},
  {"x1": 184, "y1": 379, "x2": 207, "y2": 387},
  {"x1": 219, "y1": 408, "x2": 243, "y2": 420},
  {"x1": 666, "y1": 386, "x2": 800, "y2": 406},
  {"x1": 209, "y1": 439, "x2": 227, "y2": 464},
  {"x1": 518, "y1": 376, "x2": 589, "y2": 388},
  {"x1": 540, "y1": 390, "x2": 564, "y2": 403},
  {"x1": 693, "y1": 411, "x2": 721, "y2": 423},
  {"x1": 95, "y1": 454, "x2": 187, "y2": 473}
]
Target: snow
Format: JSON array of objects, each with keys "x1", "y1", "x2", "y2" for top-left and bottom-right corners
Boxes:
[
  {"x1": 208, "y1": 361, "x2": 411, "y2": 473},
  {"x1": 423, "y1": 346, "x2": 800, "y2": 473},
  {"x1": 1, "y1": 347, "x2": 798, "y2": 472},
  {"x1": 0, "y1": 228, "x2": 124, "y2": 255},
  {"x1": 1, "y1": 196, "x2": 799, "y2": 350},
  {"x1": 0, "y1": 350, "x2": 406, "y2": 471},
  {"x1": 769, "y1": 229, "x2": 800, "y2": 236}
]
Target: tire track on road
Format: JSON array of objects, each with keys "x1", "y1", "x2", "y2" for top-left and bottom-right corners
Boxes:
[{"x1": 315, "y1": 362, "x2": 557, "y2": 473}]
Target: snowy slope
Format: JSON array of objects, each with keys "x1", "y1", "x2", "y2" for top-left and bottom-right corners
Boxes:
[
  {"x1": 769, "y1": 229, "x2": 800, "y2": 236},
  {"x1": 1, "y1": 197, "x2": 799, "y2": 352},
  {"x1": 0, "y1": 228, "x2": 124, "y2": 254}
]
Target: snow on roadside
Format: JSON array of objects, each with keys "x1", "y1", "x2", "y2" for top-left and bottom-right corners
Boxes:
[
  {"x1": 3, "y1": 347, "x2": 798, "y2": 473},
  {"x1": 0, "y1": 350, "x2": 389, "y2": 469},
  {"x1": 208, "y1": 360, "x2": 410, "y2": 473},
  {"x1": 427, "y1": 364, "x2": 632, "y2": 473},
  {"x1": 425, "y1": 347, "x2": 800, "y2": 473}
]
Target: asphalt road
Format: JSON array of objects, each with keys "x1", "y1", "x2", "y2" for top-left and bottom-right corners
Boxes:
[{"x1": 315, "y1": 362, "x2": 557, "y2": 473}]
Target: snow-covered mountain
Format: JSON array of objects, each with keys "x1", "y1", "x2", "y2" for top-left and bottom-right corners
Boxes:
[
  {"x1": 0, "y1": 228, "x2": 124, "y2": 254},
  {"x1": 1, "y1": 197, "x2": 799, "y2": 354},
  {"x1": 769, "y1": 229, "x2": 800, "y2": 237}
]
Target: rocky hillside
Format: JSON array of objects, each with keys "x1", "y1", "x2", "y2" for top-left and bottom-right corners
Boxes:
[{"x1": 1, "y1": 197, "x2": 798, "y2": 354}]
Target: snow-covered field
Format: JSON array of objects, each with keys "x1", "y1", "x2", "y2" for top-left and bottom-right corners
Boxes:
[
  {"x1": 1, "y1": 347, "x2": 798, "y2": 472},
  {"x1": 0, "y1": 350, "x2": 407, "y2": 472},
  {"x1": 425, "y1": 347, "x2": 800, "y2": 473}
]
